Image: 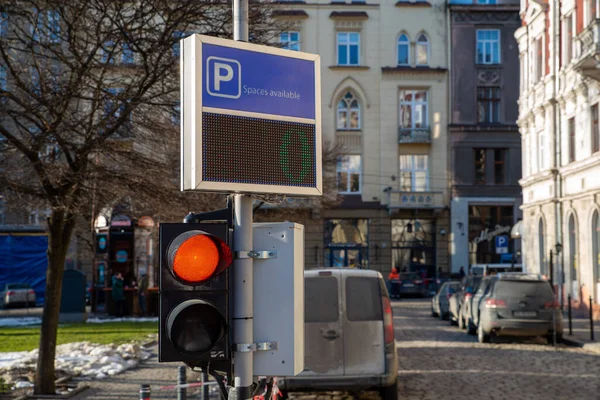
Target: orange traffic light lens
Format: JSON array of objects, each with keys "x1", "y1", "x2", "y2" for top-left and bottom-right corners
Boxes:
[{"x1": 173, "y1": 235, "x2": 219, "y2": 282}]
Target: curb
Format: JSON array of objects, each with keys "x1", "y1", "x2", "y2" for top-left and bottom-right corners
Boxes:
[{"x1": 561, "y1": 337, "x2": 585, "y2": 348}]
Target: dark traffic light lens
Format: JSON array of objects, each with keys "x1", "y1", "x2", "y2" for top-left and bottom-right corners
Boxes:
[{"x1": 167, "y1": 300, "x2": 226, "y2": 354}]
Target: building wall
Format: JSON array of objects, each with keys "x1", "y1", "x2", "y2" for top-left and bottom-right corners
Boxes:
[
  {"x1": 449, "y1": 1, "x2": 523, "y2": 271},
  {"x1": 517, "y1": 0, "x2": 600, "y2": 315},
  {"x1": 275, "y1": 0, "x2": 451, "y2": 274}
]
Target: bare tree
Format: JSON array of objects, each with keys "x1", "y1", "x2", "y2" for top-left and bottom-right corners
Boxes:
[{"x1": 0, "y1": 0, "x2": 290, "y2": 394}]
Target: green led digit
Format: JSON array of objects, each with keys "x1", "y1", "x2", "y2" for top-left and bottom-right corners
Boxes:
[{"x1": 280, "y1": 129, "x2": 312, "y2": 183}]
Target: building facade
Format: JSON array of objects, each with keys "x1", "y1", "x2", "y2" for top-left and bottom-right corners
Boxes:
[
  {"x1": 516, "y1": 0, "x2": 600, "y2": 314},
  {"x1": 273, "y1": 0, "x2": 450, "y2": 275},
  {"x1": 449, "y1": 0, "x2": 523, "y2": 272}
]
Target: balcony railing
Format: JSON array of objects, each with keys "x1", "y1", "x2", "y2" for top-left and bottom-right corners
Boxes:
[
  {"x1": 575, "y1": 19, "x2": 600, "y2": 80},
  {"x1": 398, "y1": 127, "x2": 431, "y2": 144}
]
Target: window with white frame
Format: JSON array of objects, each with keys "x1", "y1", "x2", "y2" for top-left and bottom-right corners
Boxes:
[
  {"x1": 399, "y1": 89, "x2": 428, "y2": 130},
  {"x1": 399, "y1": 155, "x2": 428, "y2": 192},
  {"x1": 34, "y1": 9, "x2": 60, "y2": 43},
  {"x1": 280, "y1": 32, "x2": 300, "y2": 51},
  {"x1": 476, "y1": 29, "x2": 501, "y2": 64},
  {"x1": 337, "y1": 32, "x2": 360, "y2": 66},
  {"x1": 538, "y1": 130, "x2": 546, "y2": 171},
  {"x1": 337, "y1": 91, "x2": 361, "y2": 130},
  {"x1": 563, "y1": 14, "x2": 574, "y2": 65},
  {"x1": 416, "y1": 34, "x2": 429, "y2": 66},
  {"x1": 534, "y1": 37, "x2": 543, "y2": 81},
  {"x1": 337, "y1": 155, "x2": 361, "y2": 193},
  {"x1": 397, "y1": 34, "x2": 410, "y2": 66}
]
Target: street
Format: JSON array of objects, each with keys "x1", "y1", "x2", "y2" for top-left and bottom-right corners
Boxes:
[{"x1": 394, "y1": 299, "x2": 600, "y2": 400}]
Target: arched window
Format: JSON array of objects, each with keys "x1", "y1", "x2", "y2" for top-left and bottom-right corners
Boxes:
[
  {"x1": 538, "y1": 218, "x2": 546, "y2": 276},
  {"x1": 397, "y1": 34, "x2": 410, "y2": 66},
  {"x1": 416, "y1": 34, "x2": 429, "y2": 66},
  {"x1": 337, "y1": 91, "x2": 361, "y2": 130},
  {"x1": 568, "y1": 214, "x2": 578, "y2": 286}
]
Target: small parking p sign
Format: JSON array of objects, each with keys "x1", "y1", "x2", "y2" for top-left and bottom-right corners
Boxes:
[
  {"x1": 206, "y1": 56, "x2": 241, "y2": 99},
  {"x1": 495, "y1": 235, "x2": 508, "y2": 254}
]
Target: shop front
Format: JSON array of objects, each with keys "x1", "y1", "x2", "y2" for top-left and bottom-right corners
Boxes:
[{"x1": 391, "y1": 218, "x2": 436, "y2": 278}]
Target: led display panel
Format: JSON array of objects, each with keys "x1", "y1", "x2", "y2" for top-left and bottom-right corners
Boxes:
[{"x1": 202, "y1": 113, "x2": 316, "y2": 188}]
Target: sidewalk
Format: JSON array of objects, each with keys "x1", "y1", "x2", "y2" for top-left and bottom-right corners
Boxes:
[
  {"x1": 69, "y1": 344, "x2": 215, "y2": 400},
  {"x1": 561, "y1": 313, "x2": 600, "y2": 354}
]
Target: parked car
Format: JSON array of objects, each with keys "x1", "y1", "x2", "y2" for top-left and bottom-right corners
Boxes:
[
  {"x1": 448, "y1": 275, "x2": 482, "y2": 325},
  {"x1": 460, "y1": 275, "x2": 494, "y2": 334},
  {"x1": 277, "y1": 268, "x2": 398, "y2": 400},
  {"x1": 397, "y1": 272, "x2": 427, "y2": 297},
  {"x1": 431, "y1": 280, "x2": 460, "y2": 320},
  {"x1": 472, "y1": 273, "x2": 563, "y2": 343},
  {"x1": 0, "y1": 283, "x2": 36, "y2": 308}
]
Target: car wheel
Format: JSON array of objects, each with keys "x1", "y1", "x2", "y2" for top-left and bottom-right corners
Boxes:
[
  {"x1": 379, "y1": 379, "x2": 398, "y2": 400},
  {"x1": 466, "y1": 318, "x2": 476, "y2": 335},
  {"x1": 477, "y1": 325, "x2": 490, "y2": 343}
]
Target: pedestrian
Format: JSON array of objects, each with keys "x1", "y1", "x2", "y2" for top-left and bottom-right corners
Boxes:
[
  {"x1": 112, "y1": 272, "x2": 125, "y2": 318},
  {"x1": 459, "y1": 266, "x2": 466, "y2": 278},
  {"x1": 388, "y1": 267, "x2": 401, "y2": 299},
  {"x1": 138, "y1": 273, "x2": 149, "y2": 317}
]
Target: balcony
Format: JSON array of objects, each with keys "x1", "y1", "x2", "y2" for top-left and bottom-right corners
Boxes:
[
  {"x1": 398, "y1": 127, "x2": 431, "y2": 144},
  {"x1": 575, "y1": 19, "x2": 600, "y2": 81},
  {"x1": 388, "y1": 190, "x2": 445, "y2": 209}
]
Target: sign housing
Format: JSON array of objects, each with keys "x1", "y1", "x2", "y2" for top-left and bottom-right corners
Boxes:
[{"x1": 180, "y1": 34, "x2": 322, "y2": 196}]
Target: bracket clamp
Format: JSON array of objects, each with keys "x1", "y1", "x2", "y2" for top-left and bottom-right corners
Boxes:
[
  {"x1": 235, "y1": 342, "x2": 279, "y2": 352},
  {"x1": 234, "y1": 250, "x2": 277, "y2": 260}
]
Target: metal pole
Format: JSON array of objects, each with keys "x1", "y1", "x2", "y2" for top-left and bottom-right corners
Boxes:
[
  {"x1": 232, "y1": 194, "x2": 253, "y2": 400},
  {"x1": 177, "y1": 365, "x2": 186, "y2": 400},
  {"x1": 139, "y1": 384, "x2": 151, "y2": 400},
  {"x1": 568, "y1": 294, "x2": 572, "y2": 336},
  {"x1": 201, "y1": 370, "x2": 209, "y2": 400},
  {"x1": 590, "y1": 296, "x2": 595, "y2": 341},
  {"x1": 549, "y1": 250, "x2": 554, "y2": 292},
  {"x1": 233, "y1": 0, "x2": 249, "y2": 43}
]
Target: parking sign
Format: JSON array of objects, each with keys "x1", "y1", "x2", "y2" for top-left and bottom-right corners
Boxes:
[
  {"x1": 495, "y1": 235, "x2": 508, "y2": 254},
  {"x1": 180, "y1": 34, "x2": 322, "y2": 196}
]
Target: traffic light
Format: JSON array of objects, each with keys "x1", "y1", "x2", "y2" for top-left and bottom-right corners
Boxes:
[{"x1": 159, "y1": 222, "x2": 232, "y2": 373}]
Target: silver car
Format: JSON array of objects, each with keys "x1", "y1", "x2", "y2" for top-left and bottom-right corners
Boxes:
[
  {"x1": 0, "y1": 283, "x2": 36, "y2": 308},
  {"x1": 431, "y1": 281, "x2": 460, "y2": 320},
  {"x1": 277, "y1": 269, "x2": 398, "y2": 400},
  {"x1": 475, "y1": 273, "x2": 563, "y2": 343}
]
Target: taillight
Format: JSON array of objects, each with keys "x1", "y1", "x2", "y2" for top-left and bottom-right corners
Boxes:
[
  {"x1": 28, "y1": 290, "x2": 35, "y2": 295},
  {"x1": 381, "y1": 296, "x2": 394, "y2": 345},
  {"x1": 464, "y1": 293, "x2": 473, "y2": 299},
  {"x1": 485, "y1": 299, "x2": 507, "y2": 308},
  {"x1": 544, "y1": 300, "x2": 560, "y2": 309},
  {"x1": 6, "y1": 291, "x2": 15, "y2": 296}
]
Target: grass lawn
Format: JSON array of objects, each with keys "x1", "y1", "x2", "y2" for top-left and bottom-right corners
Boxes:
[{"x1": 0, "y1": 322, "x2": 158, "y2": 352}]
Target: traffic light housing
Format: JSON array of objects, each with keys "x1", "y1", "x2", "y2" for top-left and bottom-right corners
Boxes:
[{"x1": 159, "y1": 222, "x2": 232, "y2": 373}]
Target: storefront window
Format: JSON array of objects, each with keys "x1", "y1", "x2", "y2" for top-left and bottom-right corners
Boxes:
[
  {"x1": 391, "y1": 219, "x2": 436, "y2": 277},
  {"x1": 468, "y1": 205, "x2": 513, "y2": 264},
  {"x1": 324, "y1": 219, "x2": 369, "y2": 268}
]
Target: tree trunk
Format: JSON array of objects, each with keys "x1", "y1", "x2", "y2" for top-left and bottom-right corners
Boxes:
[{"x1": 34, "y1": 209, "x2": 77, "y2": 395}]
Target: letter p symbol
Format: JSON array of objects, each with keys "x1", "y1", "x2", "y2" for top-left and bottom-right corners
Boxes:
[{"x1": 207, "y1": 56, "x2": 241, "y2": 99}]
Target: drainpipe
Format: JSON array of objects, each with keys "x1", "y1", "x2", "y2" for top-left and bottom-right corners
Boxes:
[
  {"x1": 446, "y1": 1, "x2": 452, "y2": 273},
  {"x1": 552, "y1": 0, "x2": 564, "y2": 303}
]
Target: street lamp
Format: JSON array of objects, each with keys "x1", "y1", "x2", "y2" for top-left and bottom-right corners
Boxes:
[{"x1": 549, "y1": 242, "x2": 562, "y2": 294}]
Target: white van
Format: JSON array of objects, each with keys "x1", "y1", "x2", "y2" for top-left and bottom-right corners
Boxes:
[{"x1": 277, "y1": 269, "x2": 398, "y2": 400}]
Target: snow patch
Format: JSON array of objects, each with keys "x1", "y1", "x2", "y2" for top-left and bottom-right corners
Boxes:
[
  {"x1": 0, "y1": 341, "x2": 152, "y2": 386},
  {"x1": 0, "y1": 317, "x2": 42, "y2": 327}
]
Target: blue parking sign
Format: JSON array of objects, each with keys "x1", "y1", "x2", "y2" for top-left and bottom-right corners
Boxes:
[{"x1": 495, "y1": 235, "x2": 508, "y2": 254}]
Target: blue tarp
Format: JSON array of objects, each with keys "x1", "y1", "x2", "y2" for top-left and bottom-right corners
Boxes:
[{"x1": 0, "y1": 235, "x2": 48, "y2": 305}]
